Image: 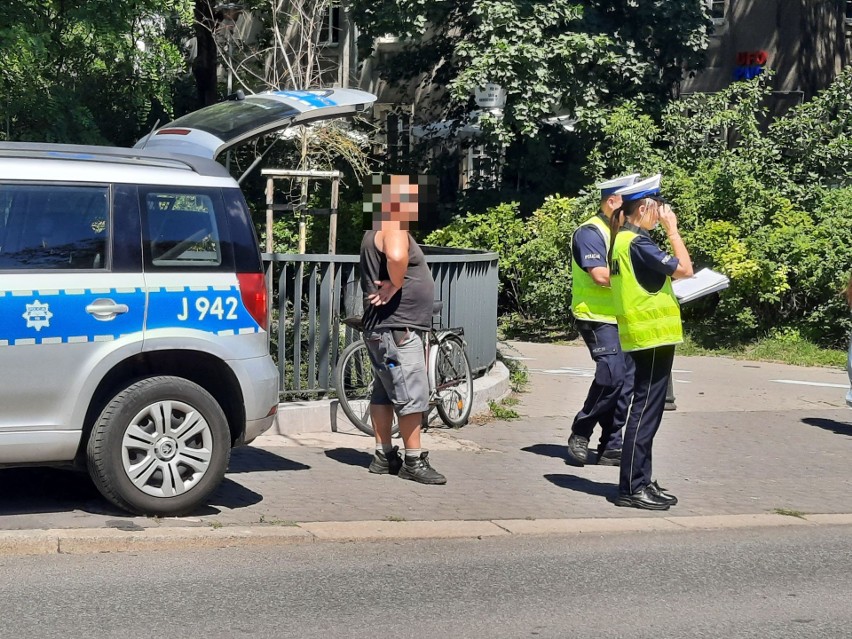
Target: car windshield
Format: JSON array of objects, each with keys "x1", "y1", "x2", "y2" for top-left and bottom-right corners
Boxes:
[{"x1": 166, "y1": 98, "x2": 298, "y2": 142}]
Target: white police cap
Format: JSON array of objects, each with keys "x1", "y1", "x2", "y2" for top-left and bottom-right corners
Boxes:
[
  {"x1": 614, "y1": 173, "x2": 662, "y2": 202},
  {"x1": 597, "y1": 173, "x2": 640, "y2": 196}
]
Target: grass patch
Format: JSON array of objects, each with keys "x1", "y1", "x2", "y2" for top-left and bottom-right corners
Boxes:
[
  {"x1": 496, "y1": 314, "x2": 846, "y2": 369},
  {"x1": 488, "y1": 398, "x2": 520, "y2": 420},
  {"x1": 208, "y1": 520, "x2": 223, "y2": 529},
  {"x1": 772, "y1": 508, "x2": 807, "y2": 519},
  {"x1": 497, "y1": 348, "x2": 530, "y2": 393},
  {"x1": 678, "y1": 333, "x2": 846, "y2": 368},
  {"x1": 384, "y1": 515, "x2": 406, "y2": 522},
  {"x1": 498, "y1": 313, "x2": 576, "y2": 343},
  {"x1": 258, "y1": 515, "x2": 298, "y2": 526}
]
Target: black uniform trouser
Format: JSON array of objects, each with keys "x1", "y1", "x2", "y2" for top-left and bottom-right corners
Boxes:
[
  {"x1": 571, "y1": 321, "x2": 633, "y2": 453},
  {"x1": 620, "y1": 344, "x2": 676, "y2": 495}
]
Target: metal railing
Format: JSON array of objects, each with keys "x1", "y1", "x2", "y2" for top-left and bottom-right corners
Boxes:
[{"x1": 263, "y1": 247, "x2": 499, "y2": 397}]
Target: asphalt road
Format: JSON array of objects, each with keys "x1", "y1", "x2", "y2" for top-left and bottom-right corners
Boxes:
[{"x1": 2, "y1": 525, "x2": 851, "y2": 639}]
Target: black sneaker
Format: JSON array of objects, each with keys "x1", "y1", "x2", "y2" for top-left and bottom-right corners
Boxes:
[
  {"x1": 597, "y1": 448, "x2": 622, "y2": 466},
  {"x1": 647, "y1": 480, "x2": 678, "y2": 505},
  {"x1": 399, "y1": 452, "x2": 446, "y2": 485},
  {"x1": 613, "y1": 486, "x2": 671, "y2": 510},
  {"x1": 369, "y1": 446, "x2": 403, "y2": 475},
  {"x1": 566, "y1": 433, "x2": 589, "y2": 466}
]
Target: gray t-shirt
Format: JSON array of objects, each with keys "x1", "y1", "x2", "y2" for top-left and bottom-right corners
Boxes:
[{"x1": 360, "y1": 230, "x2": 435, "y2": 331}]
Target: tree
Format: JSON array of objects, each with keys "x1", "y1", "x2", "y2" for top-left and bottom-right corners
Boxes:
[
  {"x1": 0, "y1": 0, "x2": 192, "y2": 146},
  {"x1": 349, "y1": 0, "x2": 711, "y2": 141}
]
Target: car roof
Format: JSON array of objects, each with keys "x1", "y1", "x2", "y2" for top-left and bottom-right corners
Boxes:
[{"x1": 0, "y1": 142, "x2": 233, "y2": 179}]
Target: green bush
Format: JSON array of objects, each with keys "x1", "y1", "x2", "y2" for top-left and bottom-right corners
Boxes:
[
  {"x1": 426, "y1": 196, "x2": 600, "y2": 326},
  {"x1": 426, "y1": 70, "x2": 852, "y2": 348}
]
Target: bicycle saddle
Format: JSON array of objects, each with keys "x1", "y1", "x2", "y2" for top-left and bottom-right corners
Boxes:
[{"x1": 342, "y1": 315, "x2": 364, "y2": 331}]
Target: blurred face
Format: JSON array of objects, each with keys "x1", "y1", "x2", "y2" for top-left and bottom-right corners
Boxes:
[{"x1": 373, "y1": 175, "x2": 419, "y2": 230}]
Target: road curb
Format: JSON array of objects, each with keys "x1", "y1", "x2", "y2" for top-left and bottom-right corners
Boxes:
[
  {"x1": 269, "y1": 361, "x2": 510, "y2": 436},
  {"x1": 1, "y1": 512, "x2": 849, "y2": 556}
]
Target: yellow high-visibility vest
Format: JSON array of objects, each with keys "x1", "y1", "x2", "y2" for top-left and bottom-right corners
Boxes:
[
  {"x1": 610, "y1": 228, "x2": 683, "y2": 352},
  {"x1": 570, "y1": 214, "x2": 616, "y2": 323}
]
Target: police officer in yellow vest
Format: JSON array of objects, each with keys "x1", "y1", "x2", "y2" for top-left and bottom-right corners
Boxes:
[
  {"x1": 567, "y1": 174, "x2": 639, "y2": 467},
  {"x1": 608, "y1": 174, "x2": 693, "y2": 510}
]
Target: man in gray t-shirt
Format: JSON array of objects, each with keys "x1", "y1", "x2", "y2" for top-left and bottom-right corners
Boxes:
[{"x1": 359, "y1": 174, "x2": 445, "y2": 485}]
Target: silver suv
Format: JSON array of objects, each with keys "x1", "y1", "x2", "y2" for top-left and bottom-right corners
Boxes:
[{"x1": 0, "y1": 88, "x2": 376, "y2": 515}]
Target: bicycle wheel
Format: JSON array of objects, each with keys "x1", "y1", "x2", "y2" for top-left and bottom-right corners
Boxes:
[
  {"x1": 430, "y1": 333, "x2": 473, "y2": 428},
  {"x1": 334, "y1": 340, "x2": 399, "y2": 436}
]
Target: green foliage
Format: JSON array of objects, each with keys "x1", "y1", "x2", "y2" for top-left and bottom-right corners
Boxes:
[
  {"x1": 488, "y1": 398, "x2": 520, "y2": 420},
  {"x1": 426, "y1": 195, "x2": 593, "y2": 325},
  {"x1": 350, "y1": 0, "x2": 710, "y2": 142},
  {"x1": 427, "y1": 71, "x2": 852, "y2": 350},
  {"x1": 584, "y1": 72, "x2": 852, "y2": 348},
  {"x1": 0, "y1": 1, "x2": 192, "y2": 145},
  {"x1": 426, "y1": 201, "x2": 528, "y2": 306}
]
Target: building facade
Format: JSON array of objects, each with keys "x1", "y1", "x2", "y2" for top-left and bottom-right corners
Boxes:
[{"x1": 682, "y1": 0, "x2": 852, "y2": 111}]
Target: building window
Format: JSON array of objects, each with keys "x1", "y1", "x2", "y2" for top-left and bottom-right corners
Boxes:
[
  {"x1": 845, "y1": 0, "x2": 852, "y2": 25},
  {"x1": 385, "y1": 109, "x2": 411, "y2": 169},
  {"x1": 706, "y1": 0, "x2": 726, "y2": 23},
  {"x1": 461, "y1": 144, "x2": 502, "y2": 190},
  {"x1": 320, "y1": 3, "x2": 341, "y2": 45}
]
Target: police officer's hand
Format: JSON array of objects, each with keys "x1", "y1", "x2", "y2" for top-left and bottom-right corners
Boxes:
[
  {"x1": 658, "y1": 204, "x2": 679, "y2": 236},
  {"x1": 367, "y1": 279, "x2": 400, "y2": 306}
]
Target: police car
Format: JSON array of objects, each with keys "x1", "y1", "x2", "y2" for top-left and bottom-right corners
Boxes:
[{"x1": 0, "y1": 88, "x2": 376, "y2": 516}]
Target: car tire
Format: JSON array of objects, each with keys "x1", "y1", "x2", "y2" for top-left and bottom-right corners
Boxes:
[{"x1": 87, "y1": 376, "x2": 231, "y2": 516}]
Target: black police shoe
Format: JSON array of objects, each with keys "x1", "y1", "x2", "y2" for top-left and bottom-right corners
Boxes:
[
  {"x1": 399, "y1": 452, "x2": 447, "y2": 485},
  {"x1": 647, "y1": 480, "x2": 678, "y2": 506},
  {"x1": 596, "y1": 448, "x2": 622, "y2": 466},
  {"x1": 613, "y1": 486, "x2": 671, "y2": 511},
  {"x1": 369, "y1": 446, "x2": 403, "y2": 475},
  {"x1": 566, "y1": 433, "x2": 590, "y2": 466}
]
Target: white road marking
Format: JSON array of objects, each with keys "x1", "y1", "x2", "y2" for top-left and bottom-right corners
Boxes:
[
  {"x1": 532, "y1": 367, "x2": 594, "y2": 377},
  {"x1": 770, "y1": 379, "x2": 848, "y2": 389},
  {"x1": 672, "y1": 369, "x2": 691, "y2": 374},
  {"x1": 503, "y1": 356, "x2": 535, "y2": 361}
]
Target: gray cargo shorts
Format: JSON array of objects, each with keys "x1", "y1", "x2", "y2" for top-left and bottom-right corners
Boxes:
[{"x1": 363, "y1": 328, "x2": 430, "y2": 416}]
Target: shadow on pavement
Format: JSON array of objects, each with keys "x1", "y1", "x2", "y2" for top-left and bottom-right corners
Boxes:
[
  {"x1": 0, "y1": 467, "x2": 126, "y2": 517},
  {"x1": 523, "y1": 443, "x2": 604, "y2": 467},
  {"x1": 204, "y1": 478, "x2": 264, "y2": 513},
  {"x1": 801, "y1": 417, "x2": 851, "y2": 437},
  {"x1": 227, "y1": 447, "x2": 311, "y2": 473},
  {"x1": 324, "y1": 448, "x2": 372, "y2": 468},
  {"x1": 544, "y1": 473, "x2": 617, "y2": 500},
  {"x1": 521, "y1": 444, "x2": 566, "y2": 459},
  {"x1": 0, "y1": 464, "x2": 271, "y2": 519}
]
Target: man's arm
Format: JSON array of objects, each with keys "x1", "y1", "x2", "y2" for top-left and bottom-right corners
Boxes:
[
  {"x1": 573, "y1": 226, "x2": 610, "y2": 286},
  {"x1": 382, "y1": 229, "x2": 409, "y2": 288},
  {"x1": 587, "y1": 266, "x2": 610, "y2": 287},
  {"x1": 368, "y1": 229, "x2": 408, "y2": 306}
]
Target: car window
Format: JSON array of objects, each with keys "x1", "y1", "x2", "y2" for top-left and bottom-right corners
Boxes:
[
  {"x1": 164, "y1": 98, "x2": 298, "y2": 143},
  {"x1": 0, "y1": 184, "x2": 109, "y2": 270},
  {"x1": 144, "y1": 191, "x2": 222, "y2": 266}
]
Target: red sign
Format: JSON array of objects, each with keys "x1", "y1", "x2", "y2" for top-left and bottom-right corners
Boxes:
[
  {"x1": 733, "y1": 50, "x2": 769, "y2": 81},
  {"x1": 736, "y1": 50, "x2": 769, "y2": 66}
]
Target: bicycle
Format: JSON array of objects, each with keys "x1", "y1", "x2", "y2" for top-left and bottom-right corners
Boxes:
[{"x1": 334, "y1": 301, "x2": 473, "y2": 436}]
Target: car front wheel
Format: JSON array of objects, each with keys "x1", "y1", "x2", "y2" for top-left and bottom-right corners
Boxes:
[{"x1": 87, "y1": 376, "x2": 231, "y2": 516}]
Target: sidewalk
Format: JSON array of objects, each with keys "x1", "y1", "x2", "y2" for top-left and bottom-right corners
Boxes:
[{"x1": 1, "y1": 340, "x2": 850, "y2": 548}]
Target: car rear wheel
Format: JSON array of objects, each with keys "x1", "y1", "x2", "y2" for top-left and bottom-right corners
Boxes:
[{"x1": 87, "y1": 376, "x2": 230, "y2": 516}]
